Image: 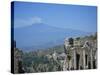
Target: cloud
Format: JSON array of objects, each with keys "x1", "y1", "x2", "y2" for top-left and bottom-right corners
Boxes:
[
  {"x1": 30, "y1": 17, "x2": 42, "y2": 24},
  {"x1": 14, "y1": 16, "x2": 43, "y2": 28}
]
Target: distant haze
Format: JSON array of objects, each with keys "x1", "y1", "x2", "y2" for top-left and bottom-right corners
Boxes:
[{"x1": 14, "y1": 23, "x2": 91, "y2": 51}]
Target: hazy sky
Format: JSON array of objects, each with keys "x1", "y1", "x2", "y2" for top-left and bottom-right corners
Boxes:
[{"x1": 13, "y1": 1, "x2": 97, "y2": 32}]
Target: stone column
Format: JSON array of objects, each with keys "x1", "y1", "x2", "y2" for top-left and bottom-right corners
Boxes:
[
  {"x1": 69, "y1": 60, "x2": 71, "y2": 70},
  {"x1": 63, "y1": 57, "x2": 67, "y2": 71},
  {"x1": 86, "y1": 55, "x2": 89, "y2": 69},
  {"x1": 90, "y1": 49, "x2": 93, "y2": 69},
  {"x1": 83, "y1": 49, "x2": 86, "y2": 69},
  {"x1": 95, "y1": 50, "x2": 97, "y2": 68},
  {"x1": 73, "y1": 49, "x2": 76, "y2": 70}
]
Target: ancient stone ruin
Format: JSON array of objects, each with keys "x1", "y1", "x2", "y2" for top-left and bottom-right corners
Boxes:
[{"x1": 63, "y1": 37, "x2": 97, "y2": 70}]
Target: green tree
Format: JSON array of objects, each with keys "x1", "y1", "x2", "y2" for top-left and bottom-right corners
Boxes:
[
  {"x1": 68, "y1": 37, "x2": 74, "y2": 47},
  {"x1": 76, "y1": 37, "x2": 80, "y2": 40}
]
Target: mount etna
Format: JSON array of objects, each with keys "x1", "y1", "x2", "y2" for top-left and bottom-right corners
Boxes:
[{"x1": 14, "y1": 23, "x2": 90, "y2": 51}]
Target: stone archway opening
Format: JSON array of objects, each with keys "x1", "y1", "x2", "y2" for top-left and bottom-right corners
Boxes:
[
  {"x1": 76, "y1": 53, "x2": 80, "y2": 70},
  {"x1": 85, "y1": 55, "x2": 88, "y2": 66}
]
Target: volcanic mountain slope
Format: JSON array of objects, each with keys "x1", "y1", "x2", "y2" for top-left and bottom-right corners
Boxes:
[{"x1": 14, "y1": 23, "x2": 90, "y2": 51}]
